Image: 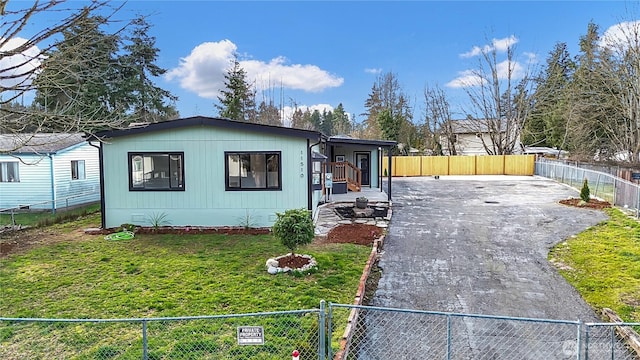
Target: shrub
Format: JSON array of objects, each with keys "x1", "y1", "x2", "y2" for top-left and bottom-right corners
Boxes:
[
  {"x1": 271, "y1": 208, "x2": 315, "y2": 256},
  {"x1": 580, "y1": 179, "x2": 591, "y2": 202}
]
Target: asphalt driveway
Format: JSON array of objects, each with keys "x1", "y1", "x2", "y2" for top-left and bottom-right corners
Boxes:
[{"x1": 373, "y1": 176, "x2": 608, "y2": 321}]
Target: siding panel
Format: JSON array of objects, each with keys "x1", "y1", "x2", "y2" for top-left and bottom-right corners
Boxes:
[{"x1": 102, "y1": 126, "x2": 309, "y2": 228}]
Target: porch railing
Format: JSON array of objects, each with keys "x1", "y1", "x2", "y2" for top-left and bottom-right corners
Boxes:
[{"x1": 327, "y1": 161, "x2": 361, "y2": 192}]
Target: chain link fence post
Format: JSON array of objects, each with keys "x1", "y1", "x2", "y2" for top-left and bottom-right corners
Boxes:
[{"x1": 319, "y1": 300, "x2": 326, "y2": 360}]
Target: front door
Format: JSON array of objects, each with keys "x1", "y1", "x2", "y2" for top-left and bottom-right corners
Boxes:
[{"x1": 355, "y1": 152, "x2": 370, "y2": 186}]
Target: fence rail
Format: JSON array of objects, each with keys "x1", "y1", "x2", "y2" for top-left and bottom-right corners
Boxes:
[
  {"x1": 535, "y1": 160, "x2": 640, "y2": 217},
  {"x1": 3, "y1": 302, "x2": 640, "y2": 359}
]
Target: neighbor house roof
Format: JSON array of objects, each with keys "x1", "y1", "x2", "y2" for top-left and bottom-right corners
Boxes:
[
  {"x1": 94, "y1": 116, "x2": 323, "y2": 141},
  {"x1": 448, "y1": 119, "x2": 509, "y2": 134},
  {"x1": 0, "y1": 133, "x2": 86, "y2": 154},
  {"x1": 327, "y1": 135, "x2": 396, "y2": 147}
]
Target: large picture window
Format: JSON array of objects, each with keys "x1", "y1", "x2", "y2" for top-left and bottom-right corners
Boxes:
[
  {"x1": 225, "y1": 152, "x2": 281, "y2": 190},
  {"x1": 129, "y1": 152, "x2": 184, "y2": 191},
  {"x1": 71, "y1": 160, "x2": 85, "y2": 180},
  {"x1": 0, "y1": 162, "x2": 19, "y2": 182}
]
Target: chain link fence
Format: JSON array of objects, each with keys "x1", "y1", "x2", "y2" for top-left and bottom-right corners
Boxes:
[
  {"x1": 0, "y1": 308, "x2": 322, "y2": 360},
  {"x1": 535, "y1": 160, "x2": 640, "y2": 217},
  {"x1": 2, "y1": 303, "x2": 640, "y2": 359},
  {"x1": 329, "y1": 304, "x2": 639, "y2": 360}
]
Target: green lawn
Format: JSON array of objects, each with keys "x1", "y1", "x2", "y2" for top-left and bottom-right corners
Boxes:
[
  {"x1": 549, "y1": 208, "x2": 640, "y2": 322},
  {"x1": 0, "y1": 216, "x2": 370, "y2": 318},
  {"x1": 0, "y1": 213, "x2": 373, "y2": 358}
]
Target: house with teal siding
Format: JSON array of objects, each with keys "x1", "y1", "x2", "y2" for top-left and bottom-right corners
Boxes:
[
  {"x1": 94, "y1": 116, "x2": 395, "y2": 229},
  {"x1": 0, "y1": 133, "x2": 100, "y2": 211}
]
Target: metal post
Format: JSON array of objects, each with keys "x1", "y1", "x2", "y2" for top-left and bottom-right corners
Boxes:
[
  {"x1": 610, "y1": 326, "x2": 615, "y2": 360},
  {"x1": 584, "y1": 325, "x2": 589, "y2": 360},
  {"x1": 319, "y1": 300, "x2": 326, "y2": 360},
  {"x1": 577, "y1": 321, "x2": 582, "y2": 360},
  {"x1": 636, "y1": 186, "x2": 640, "y2": 219},
  {"x1": 446, "y1": 315, "x2": 452, "y2": 360},
  {"x1": 142, "y1": 320, "x2": 148, "y2": 360},
  {"x1": 327, "y1": 303, "x2": 334, "y2": 360},
  {"x1": 10, "y1": 209, "x2": 15, "y2": 226},
  {"x1": 595, "y1": 174, "x2": 601, "y2": 198}
]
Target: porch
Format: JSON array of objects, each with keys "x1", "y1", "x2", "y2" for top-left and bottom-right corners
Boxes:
[{"x1": 322, "y1": 186, "x2": 389, "y2": 203}]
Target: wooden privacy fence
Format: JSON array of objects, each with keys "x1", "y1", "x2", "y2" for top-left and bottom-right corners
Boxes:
[{"x1": 383, "y1": 155, "x2": 536, "y2": 177}]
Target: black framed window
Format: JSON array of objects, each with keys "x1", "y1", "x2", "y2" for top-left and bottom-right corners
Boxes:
[
  {"x1": 71, "y1": 160, "x2": 85, "y2": 180},
  {"x1": 225, "y1": 151, "x2": 281, "y2": 190},
  {"x1": 129, "y1": 152, "x2": 184, "y2": 191},
  {"x1": 0, "y1": 162, "x2": 19, "y2": 182}
]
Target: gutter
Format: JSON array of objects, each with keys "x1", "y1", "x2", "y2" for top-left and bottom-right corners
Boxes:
[
  {"x1": 307, "y1": 136, "x2": 323, "y2": 211},
  {"x1": 48, "y1": 153, "x2": 56, "y2": 213},
  {"x1": 88, "y1": 140, "x2": 106, "y2": 229}
]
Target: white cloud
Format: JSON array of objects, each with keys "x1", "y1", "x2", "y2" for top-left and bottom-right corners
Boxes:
[
  {"x1": 166, "y1": 40, "x2": 344, "y2": 99},
  {"x1": 446, "y1": 70, "x2": 483, "y2": 88},
  {"x1": 600, "y1": 20, "x2": 640, "y2": 50},
  {"x1": 364, "y1": 68, "x2": 382, "y2": 74},
  {"x1": 0, "y1": 37, "x2": 42, "y2": 89},
  {"x1": 446, "y1": 60, "x2": 525, "y2": 89},
  {"x1": 165, "y1": 40, "x2": 237, "y2": 99},
  {"x1": 460, "y1": 35, "x2": 519, "y2": 58}
]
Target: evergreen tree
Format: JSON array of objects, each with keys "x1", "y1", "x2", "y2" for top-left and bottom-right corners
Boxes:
[
  {"x1": 566, "y1": 22, "x2": 617, "y2": 159},
  {"x1": 363, "y1": 72, "x2": 415, "y2": 148},
  {"x1": 34, "y1": 11, "x2": 123, "y2": 130},
  {"x1": 215, "y1": 58, "x2": 256, "y2": 122},
  {"x1": 524, "y1": 42, "x2": 574, "y2": 149},
  {"x1": 320, "y1": 109, "x2": 334, "y2": 136},
  {"x1": 332, "y1": 103, "x2": 352, "y2": 135},
  {"x1": 120, "y1": 16, "x2": 178, "y2": 123}
]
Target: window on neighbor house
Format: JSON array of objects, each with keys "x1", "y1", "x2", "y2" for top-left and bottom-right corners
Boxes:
[
  {"x1": 225, "y1": 152, "x2": 281, "y2": 190},
  {"x1": 0, "y1": 162, "x2": 19, "y2": 182},
  {"x1": 71, "y1": 160, "x2": 85, "y2": 180},
  {"x1": 129, "y1": 152, "x2": 184, "y2": 191}
]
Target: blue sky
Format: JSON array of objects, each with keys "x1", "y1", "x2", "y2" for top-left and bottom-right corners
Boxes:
[{"x1": 11, "y1": 1, "x2": 639, "y2": 124}]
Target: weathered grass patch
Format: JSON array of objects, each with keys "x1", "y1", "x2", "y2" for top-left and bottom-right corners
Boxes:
[
  {"x1": 0, "y1": 203, "x2": 101, "y2": 227},
  {"x1": 549, "y1": 208, "x2": 640, "y2": 321}
]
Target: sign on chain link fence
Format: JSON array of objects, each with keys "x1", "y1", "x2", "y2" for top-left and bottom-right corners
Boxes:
[{"x1": 2, "y1": 302, "x2": 639, "y2": 359}]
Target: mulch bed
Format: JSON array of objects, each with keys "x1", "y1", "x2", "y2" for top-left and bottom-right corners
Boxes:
[
  {"x1": 326, "y1": 223, "x2": 384, "y2": 246},
  {"x1": 559, "y1": 198, "x2": 612, "y2": 210},
  {"x1": 277, "y1": 254, "x2": 312, "y2": 268}
]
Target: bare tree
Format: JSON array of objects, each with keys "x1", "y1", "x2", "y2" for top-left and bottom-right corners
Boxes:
[
  {"x1": 459, "y1": 38, "x2": 535, "y2": 155},
  {"x1": 422, "y1": 84, "x2": 455, "y2": 155},
  {"x1": 0, "y1": 0, "x2": 128, "y2": 153},
  {"x1": 596, "y1": 20, "x2": 640, "y2": 163}
]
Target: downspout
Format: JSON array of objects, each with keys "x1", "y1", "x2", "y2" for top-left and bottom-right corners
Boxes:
[
  {"x1": 48, "y1": 153, "x2": 56, "y2": 214},
  {"x1": 387, "y1": 146, "x2": 392, "y2": 201},
  {"x1": 88, "y1": 141, "x2": 106, "y2": 229},
  {"x1": 307, "y1": 136, "x2": 322, "y2": 211},
  {"x1": 378, "y1": 147, "x2": 382, "y2": 192}
]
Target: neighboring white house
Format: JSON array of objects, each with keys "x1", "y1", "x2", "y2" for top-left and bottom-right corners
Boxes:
[
  {"x1": 441, "y1": 119, "x2": 523, "y2": 156},
  {"x1": 0, "y1": 133, "x2": 100, "y2": 211}
]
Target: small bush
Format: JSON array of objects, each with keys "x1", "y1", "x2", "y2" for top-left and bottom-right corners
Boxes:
[
  {"x1": 271, "y1": 208, "x2": 314, "y2": 256},
  {"x1": 580, "y1": 179, "x2": 591, "y2": 202}
]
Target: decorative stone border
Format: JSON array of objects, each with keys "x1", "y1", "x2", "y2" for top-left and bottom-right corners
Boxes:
[
  {"x1": 333, "y1": 233, "x2": 386, "y2": 360},
  {"x1": 265, "y1": 253, "x2": 317, "y2": 274}
]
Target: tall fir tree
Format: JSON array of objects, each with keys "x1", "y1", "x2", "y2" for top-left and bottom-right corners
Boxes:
[
  {"x1": 120, "y1": 16, "x2": 178, "y2": 123},
  {"x1": 215, "y1": 58, "x2": 256, "y2": 122},
  {"x1": 34, "y1": 11, "x2": 123, "y2": 130},
  {"x1": 524, "y1": 42, "x2": 574, "y2": 149}
]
